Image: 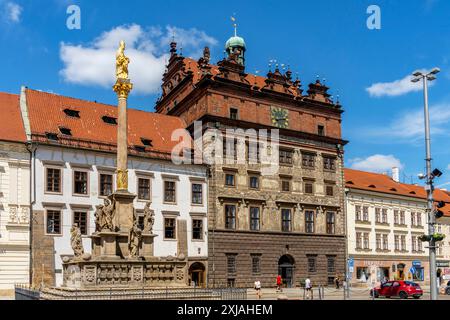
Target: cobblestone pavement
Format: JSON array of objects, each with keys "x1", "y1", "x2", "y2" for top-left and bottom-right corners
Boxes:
[{"x1": 246, "y1": 287, "x2": 450, "y2": 301}]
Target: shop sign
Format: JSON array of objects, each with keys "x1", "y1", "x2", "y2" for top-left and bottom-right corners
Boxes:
[
  {"x1": 412, "y1": 260, "x2": 422, "y2": 267},
  {"x1": 436, "y1": 261, "x2": 450, "y2": 268}
]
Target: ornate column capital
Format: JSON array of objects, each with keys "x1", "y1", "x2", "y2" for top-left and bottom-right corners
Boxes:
[{"x1": 113, "y1": 79, "x2": 133, "y2": 99}]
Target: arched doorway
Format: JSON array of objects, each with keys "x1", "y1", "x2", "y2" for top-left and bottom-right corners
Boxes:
[
  {"x1": 189, "y1": 262, "x2": 206, "y2": 288},
  {"x1": 278, "y1": 255, "x2": 295, "y2": 288}
]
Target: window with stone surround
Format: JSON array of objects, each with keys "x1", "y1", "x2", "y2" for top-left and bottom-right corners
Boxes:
[
  {"x1": 383, "y1": 234, "x2": 389, "y2": 250},
  {"x1": 375, "y1": 208, "x2": 381, "y2": 223},
  {"x1": 302, "y1": 152, "x2": 315, "y2": 168},
  {"x1": 225, "y1": 205, "x2": 236, "y2": 230},
  {"x1": 281, "y1": 209, "x2": 292, "y2": 232},
  {"x1": 46, "y1": 168, "x2": 62, "y2": 193},
  {"x1": 363, "y1": 206, "x2": 369, "y2": 222},
  {"x1": 164, "y1": 180, "x2": 176, "y2": 203},
  {"x1": 305, "y1": 210, "x2": 315, "y2": 233},
  {"x1": 279, "y1": 149, "x2": 293, "y2": 165},
  {"x1": 326, "y1": 185, "x2": 334, "y2": 197},
  {"x1": 356, "y1": 232, "x2": 362, "y2": 249},
  {"x1": 225, "y1": 173, "x2": 236, "y2": 187},
  {"x1": 304, "y1": 181, "x2": 314, "y2": 195},
  {"x1": 355, "y1": 205, "x2": 362, "y2": 221},
  {"x1": 46, "y1": 210, "x2": 62, "y2": 235},
  {"x1": 363, "y1": 233, "x2": 370, "y2": 249},
  {"x1": 227, "y1": 254, "x2": 237, "y2": 274},
  {"x1": 164, "y1": 218, "x2": 176, "y2": 239},
  {"x1": 191, "y1": 183, "x2": 203, "y2": 205},
  {"x1": 327, "y1": 256, "x2": 336, "y2": 273},
  {"x1": 230, "y1": 108, "x2": 239, "y2": 120},
  {"x1": 192, "y1": 219, "x2": 203, "y2": 240},
  {"x1": 411, "y1": 212, "x2": 416, "y2": 227},
  {"x1": 73, "y1": 211, "x2": 88, "y2": 235},
  {"x1": 394, "y1": 235, "x2": 400, "y2": 251},
  {"x1": 249, "y1": 176, "x2": 260, "y2": 190},
  {"x1": 418, "y1": 238, "x2": 422, "y2": 252},
  {"x1": 394, "y1": 210, "x2": 399, "y2": 225},
  {"x1": 281, "y1": 178, "x2": 291, "y2": 192},
  {"x1": 326, "y1": 212, "x2": 335, "y2": 234},
  {"x1": 307, "y1": 256, "x2": 317, "y2": 273},
  {"x1": 412, "y1": 235, "x2": 417, "y2": 252},
  {"x1": 99, "y1": 173, "x2": 113, "y2": 197},
  {"x1": 73, "y1": 170, "x2": 88, "y2": 195},
  {"x1": 417, "y1": 213, "x2": 422, "y2": 227},
  {"x1": 323, "y1": 157, "x2": 336, "y2": 171},
  {"x1": 401, "y1": 235, "x2": 406, "y2": 251},
  {"x1": 251, "y1": 255, "x2": 261, "y2": 275},
  {"x1": 376, "y1": 234, "x2": 381, "y2": 250},
  {"x1": 400, "y1": 211, "x2": 405, "y2": 225},
  {"x1": 138, "y1": 177, "x2": 151, "y2": 201},
  {"x1": 250, "y1": 207, "x2": 260, "y2": 231},
  {"x1": 382, "y1": 209, "x2": 388, "y2": 223},
  {"x1": 247, "y1": 143, "x2": 259, "y2": 163}
]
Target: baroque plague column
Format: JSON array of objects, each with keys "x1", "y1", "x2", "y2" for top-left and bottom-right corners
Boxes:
[{"x1": 59, "y1": 41, "x2": 188, "y2": 289}]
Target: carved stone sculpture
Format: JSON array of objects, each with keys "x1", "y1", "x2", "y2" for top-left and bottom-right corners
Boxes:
[
  {"x1": 103, "y1": 199, "x2": 116, "y2": 231},
  {"x1": 70, "y1": 224, "x2": 84, "y2": 258},
  {"x1": 143, "y1": 202, "x2": 155, "y2": 233},
  {"x1": 128, "y1": 220, "x2": 142, "y2": 258}
]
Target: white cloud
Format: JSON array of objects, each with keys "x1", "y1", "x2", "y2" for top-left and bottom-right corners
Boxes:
[
  {"x1": 366, "y1": 70, "x2": 435, "y2": 97},
  {"x1": 447, "y1": 164, "x2": 450, "y2": 170},
  {"x1": 349, "y1": 154, "x2": 403, "y2": 173},
  {"x1": 364, "y1": 103, "x2": 450, "y2": 141},
  {"x1": 2, "y1": 1, "x2": 22, "y2": 23},
  {"x1": 59, "y1": 24, "x2": 218, "y2": 95}
]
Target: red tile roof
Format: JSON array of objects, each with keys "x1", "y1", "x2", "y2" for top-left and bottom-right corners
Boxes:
[
  {"x1": 345, "y1": 168, "x2": 450, "y2": 217},
  {"x1": 0, "y1": 92, "x2": 26, "y2": 143},
  {"x1": 25, "y1": 89, "x2": 190, "y2": 159}
]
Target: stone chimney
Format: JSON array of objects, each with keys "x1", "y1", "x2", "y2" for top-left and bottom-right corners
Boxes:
[{"x1": 392, "y1": 167, "x2": 400, "y2": 183}]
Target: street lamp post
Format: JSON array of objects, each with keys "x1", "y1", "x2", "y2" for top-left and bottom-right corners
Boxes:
[{"x1": 411, "y1": 67, "x2": 440, "y2": 300}]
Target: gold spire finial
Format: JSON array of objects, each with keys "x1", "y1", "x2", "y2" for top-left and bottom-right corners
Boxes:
[{"x1": 231, "y1": 15, "x2": 237, "y2": 37}]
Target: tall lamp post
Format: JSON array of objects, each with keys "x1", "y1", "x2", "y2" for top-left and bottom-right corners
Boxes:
[{"x1": 411, "y1": 67, "x2": 440, "y2": 300}]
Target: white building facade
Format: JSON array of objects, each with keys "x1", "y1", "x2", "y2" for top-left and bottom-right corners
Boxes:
[{"x1": 31, "y1": 145, "x2": 208, "y2": 287}]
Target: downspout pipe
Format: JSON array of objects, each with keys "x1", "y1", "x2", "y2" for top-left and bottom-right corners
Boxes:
[{"x1": 25, "y1": 141, "x2": 37, "y2": 288}]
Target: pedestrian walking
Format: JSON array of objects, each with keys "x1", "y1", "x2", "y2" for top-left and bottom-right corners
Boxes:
[
  {"x1": 276, "y1": 275, "x2": 282, "y2": 292},
  {"x1": 254, "y1": 280, "x2": 262, "y2": 299},
  {"x1": 335, "y1": 276, "x2": 340, "y2": 289},
  {"x1": 305, "y1": 277, "x2": 312, "y2": 300}
]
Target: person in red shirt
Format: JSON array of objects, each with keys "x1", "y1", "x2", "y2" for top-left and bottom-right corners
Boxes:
[{"x1": 276, "y1": 275, "x2": 282, "y2": 292}]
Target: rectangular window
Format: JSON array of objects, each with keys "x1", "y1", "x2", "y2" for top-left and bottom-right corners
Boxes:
[
  {"x1": 46, "y1": 168, "x2": 61, "y2": 193},
  {"x1": 225, "y1": 173, "x2": 236, "y2": 187},
  {"x1": 394, "y1": 210, "x2": 399, "y2": 225},
  {"x1": 252, "y1": 255, "x2": 261, "y2": 275},
  {"x1": 192, "y1": 219, "x2": 203, "y2": 240},
  {"x1": 279, "y1": 150, "x2": 293, "y2": 165},
  {"x1": 191, "y1": 183, "x2": 203, "y2": 205},
  {"x1": 73, "y1": 211, "x2": 87, "y2": 235},
  {"x1": 382, "y1": 209, "x2": 388, "y2": 223},
  {"x1": 73, "y1": 171, "x2": 88, "y2": 195},
  {"x1": 327, "y1": 256, "x2": 336, "y2": 273},
  {"x1": 417, "y1": 213, "x2": 422, "y2": 227},
  {"x1": 281, "y1": 179, "x2": 291, "y2": 192},
  {"x1": 46, "y1": 210, "x2": 61, "y2": 235},
  {"x1": 247, "y1": 143, "x2": 259, "y2": 163},
  {"x1": 376, "y1": 234, "x2": 381, "y2": 250},
  {"x1": 227, "y1": 255, "x2": 237, "y2": 274},
  {"x1": 304, "y1": 182, "x2": 314, "y2": 194},
  {"x1": 363, "y1": 206, "x2": 369, "y2": 222},
  {"x1": 400, "y1": 211, "x2": 405, "y2": 225},
  {"x1": 308, "y1": 256, "x2": 317, "y2": 273},
  {"x1": 250, "y1": 207, "x2": 260, "y2": 231},
  {"x1": 99, "y1": 174, "x2": 113, "y2": 197},
  {"x1": 411, "y1": 212, "x2": 416, "y2": 227},
  {"x1": 230, "y1": 108, "x2": 239, "y2": 120},
  {"x1": 225, "y1": 205, "x2": 236, "y2": 230},
  {"x1": 323, "y1": 157, "x2": 336, "y2": 171},
  {"x1": 355, "y1": 205, "x2": 362, "y2": 221},
  {"x1": 394, "y1": 235, "x2": 400, "y2": 251},
  {"x1": 249, "y1": 176, "x2": 259, "y2": 190},
  {"x1": 418, "y1": 237, "x2": 423, "y2": 252},
  {"x1": 356, "y1": 232, "x2": 362, "y2": 249},
  {"x1": 412, "y1": 236, "x2": 417, "y2": 252},
  {"x1": 305, "y1": 210, "x2": 315, "y2": 234},
  {"x1": 375, "y1": 208, "x2": 381, "y2": 223},
  {"x1": 326, "y1": 185, "x2": 334, "y2": 196},
  {"x1": 138, "y1": 178, "x2": 151, "y2": 200},
  {"x1": 318, "y1": 125, "x2": 325, "y2": 136},
  {"x1": 401, "y1": 235, "x2": 406, "y2": 251},
  {"x1": 302, "y1": 153, "x2": 315, "y2": 168},
  {"x1": 326, "y1": 212, "x2": 335, "y2": 234},
  {"x1": 164, "y1": 218, "x2": 176, "y2": 239},
  {"x1": 383, "y1": 234, "x2": 389, "y2": 250},
  {"x1": 164, "y1": 181, "x2": 176, "y2": 203},
  {"x1": 363, "y1": 233, "x2": 370, "y2": 249},
  {"x1": 281, "y1": 209, "x2": 292, "y2": 232}
]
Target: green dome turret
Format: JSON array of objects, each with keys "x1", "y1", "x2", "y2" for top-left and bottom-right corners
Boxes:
[{"x1": 225, "y1": 36, "x2": 246, "y2": 51}]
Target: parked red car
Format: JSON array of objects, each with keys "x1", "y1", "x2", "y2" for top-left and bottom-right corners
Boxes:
[{"x1": 370, "y1": 281, "x2": 423, "y2": 299}]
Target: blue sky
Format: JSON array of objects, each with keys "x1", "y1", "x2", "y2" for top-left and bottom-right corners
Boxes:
[{"x1": 1, "y1": 0, "x2": 450, "y2": 187}]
